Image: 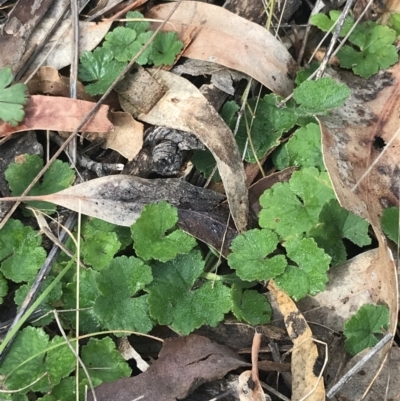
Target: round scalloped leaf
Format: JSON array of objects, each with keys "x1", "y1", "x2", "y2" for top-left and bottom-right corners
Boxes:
[{"x1": 227, "y1": 228, "x2": 287, "y2": 281}]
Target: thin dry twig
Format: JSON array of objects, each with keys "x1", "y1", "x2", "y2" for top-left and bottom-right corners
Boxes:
[
  {"x1": 316, "y1": 0, "x2": 357, "y2": 79},
  {"x1": 326, "y1": 333, "x2": 393, "y2": 398}
]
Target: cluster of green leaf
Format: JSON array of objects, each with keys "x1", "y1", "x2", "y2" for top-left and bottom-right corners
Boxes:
[
  {"x1": 194, "y1": 76, "x2": 350, "y2": 173},
  {"x1": 311, "y1": 10, "x2": 398, "y2": 78},
  {"x1": 0, "y1": 66, "x2": 28, "y2": 126},
  {"x1": 0, "y1": 167, "x2": 272, "y2": 399},
  {"x1": 0, "y1": 155, "x2": 74, "y2": 306},
  {"x1": 228, "y1": 167, "x2": 371, "y2": 300},
  {"x1": 78, "y1": 11, "x2": 183, "y2": 95},
  {"x1": 0, "y1": 328, "x2": 130, "y2": 401}
]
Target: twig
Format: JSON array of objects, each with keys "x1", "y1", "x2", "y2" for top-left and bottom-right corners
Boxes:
[
  {"x1": 326, "y1": 333, "x2": 393, "y2": 398},
  {"x1": 316, "y1": 0, "x2": 356, "y2": 79}
]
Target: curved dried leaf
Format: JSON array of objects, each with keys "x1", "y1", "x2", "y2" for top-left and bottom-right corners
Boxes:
[
  {"x1": 268, "y1": 280, "x2": 325, "y2": 400},
  {"x1": 118, "y1": 69, "x2": 248, "y2": 232},
  {"x1": 3, "y1": 175, "x2": 225, "y2": 227},
  {"x1": 146, "y1": 1, "x2": 296, "y2": 96}
]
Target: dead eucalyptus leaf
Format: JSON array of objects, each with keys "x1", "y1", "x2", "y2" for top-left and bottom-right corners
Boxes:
[
  {"x1": 1, "y1": 175, "x2": 225, "y2": 227},
  {"x1": 319, "y1": 70, "x2": 399, "y2": 329},
  {"x1": 319, "y1": 67, "x2": 399, "y2": 395},
  {"x1": 0, "y1": 96, "x2": 112, "y2": 137},
  {"x1": 117, "y1": 68, "x2": 248, "y2": 232},
  {"x1": 146, "y1": 1, "x2": 296, "y2": 96},
  {"x1": 268, "y1": 280, "x2": 325, "y2": 401}
]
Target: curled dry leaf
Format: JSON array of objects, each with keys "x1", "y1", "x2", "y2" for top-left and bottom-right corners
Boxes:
[
  {"x1": 117, "y1": 68, "x2": 248, "y2": 232},
  {"x1": 146, "y1": 1, "x2": 297, "y2": 97},
  {"x1": 87, "y1": 334, "x2": 249, "y2": 401},
  {"x1": 85, "y1": 111, "x2": 143, "y2": 161},
  {"x1": 1, "y1": 175, "x2": 225, "y2": 227},
  {"x1": 0, "y1": 95, "x2": 112, "y2": 137},
  {"x1": 268, "y1": 280, "x2": 325, "y2": 401},
  {"x1": 27, "y1": 66, "x2": 94, "y2": 101}
]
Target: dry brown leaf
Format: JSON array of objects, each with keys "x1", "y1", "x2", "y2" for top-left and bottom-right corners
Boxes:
[
  {"x1": 319, "y1": 70, "x2": 399, "y2": 324},
  {"x1": 27, "y1": 66, "x2": 93, "y2": 101},
  {"x1": 319, "y1": 67, "x2": 399, "y2": 395},
  {"x1": 85, "y1": 111, "x2": 143, "y2": 161},
  {"x1": 117, "y1": 68, "x2": 248, "y2": 232},
  {"x1": 268, "y1": 280, "x2": 325, "y2": 401},
  {"x1": 146, "y1": 1, "x2": 297, "y2": 97},
  {"x1": 0, "y1": 95, "x2": 112, "y2": 137},
  {"x1": 87, "y1": 334, "x2": 249, "y2": 401},
  {"x1": 1, "y1": 175, "x2": 225, "y2": 226}
]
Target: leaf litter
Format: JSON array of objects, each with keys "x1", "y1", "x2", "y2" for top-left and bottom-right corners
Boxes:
[{"x1": 0, "y1": 0, "x2": 400, "y2": 400}]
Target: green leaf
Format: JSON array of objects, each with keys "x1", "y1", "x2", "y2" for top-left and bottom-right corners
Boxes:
[
  {"x1": 344, "y1": 304, "x2": 389, "y2": 355},
  {"x1": 0, "y1": 219, "x2": 46, "y2": 283},
  {"x1": 150, "y1": 31, "x2": 183, "y2": 66},
  {"x1": 293, "y1": 77, "x2": 351, "y2": 115},
  {"x1": 381, "y1": 206, "x2": 399, "y2": 244},
  {"x1": 295, "y1": 62, "x2": 320, "y2": 85},
  {"x1": 5, "y1": 154, "x2": 75, "y2": 214},
  {"x1": 0, "y1": 327, "x2": 74, "y2": 393},
  {"x1": 276, "y1": 237, "x2": 331, "y2": 300},
  {"x1": 389, "y1": 13, "x2": 400, "y2": 35},
  {"x1": 62, "y1": 268, "x2": 102, "y2": 333},
  {"x1": 147, "y1": 251, "x2": 231, "y2": 335},
  {"x1": 310, "y1": 10, "x2": 354, "y2": 37},
  {"x1": 93, "y1": 256, "x2": 154, "y2": 333},
  {"x1": 103, "y1": 27, "x2": 153, "y2": 65},
  {"x1": 81, "y1": 337, "x2": 131, "y2": 383},
  {"x1": 227, "y1": 229, "x2": 287, "y2": 281},
  {"x1": 125, "y1": 11, "x2": 150, "y2": 34},
  {"x1": 309, "y1": 199, "x2": 371, "y2": 265},
  {"x1": 273, "y1": 123, "x2": 325, "y2": 171},
  {"x1": 0, "y1": 272, "x2": 8, "y2": 304},
  {"x1": 82, "y1": 231, "x2": 121, "y2": 270},
  {"x1": 191, "y1": 149, "x2": 221, "y2": 182},
  {"x1": 259, "y1": 167, "x2": 336, "y2": 239},
  {"x1": 131, "y1": 201, "x2": 196, "y2": 262},
  {"x1": 83, "y1": 218, "x2": 132, "y2": 249},
  {"x1": 44, "y1": 336, "x2": 76, "y2": 388},
  {"x1": 79, "y1": 47, "x2": 126, "y2": 95},
  {"x1": 0, "y1": 66, "x2": 28, "y2": 126},
  {"x1": 231, "y1": 284, "x2": 272, "y2": 325},
  {"x1": 236, "y1": 94, "x2": 298, "y2": 163},
  {"x1": 338, "y1": 22, "x2": 398, "y2": 78}
]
